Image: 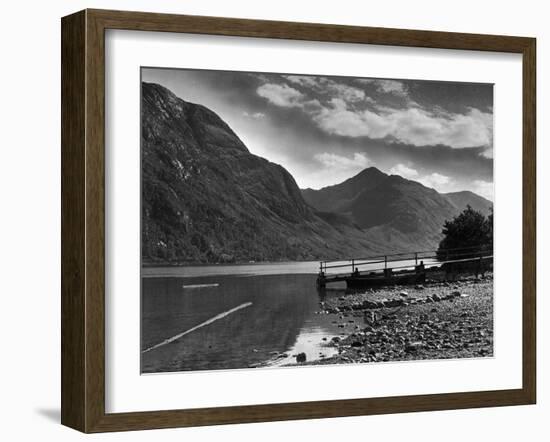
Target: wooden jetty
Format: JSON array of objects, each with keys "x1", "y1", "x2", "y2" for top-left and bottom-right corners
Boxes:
[{"x1": 316, "y1": 246, "x2": 493, "y2": 289}]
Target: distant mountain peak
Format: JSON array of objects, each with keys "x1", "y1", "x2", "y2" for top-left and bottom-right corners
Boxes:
[
  {"x1": 358, "y1": 166, "x2": 386, "y2": 175},
  {"x1": 301, "y1": 166, "x2": 490, "y2": 246},
  {"x1": 301, "y1": 166, "x2": 390, "y2": 214},
  {"x1": 346, "y1": 166, "x2": 387, "y2": 182}
]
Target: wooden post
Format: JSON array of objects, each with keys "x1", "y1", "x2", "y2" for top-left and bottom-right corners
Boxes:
[
  {"x1": 384, "y1": 255, "x2": 387, "y2": 270},
  {"x1": 351, "y1": 259, "x2": 355, "y2": 274},
  {"x1": 316, "y1": 274, "x2": 326, "y2": 289},
  {"x1": 415, "y1": 252, "x2": 418, "y2": 266}
]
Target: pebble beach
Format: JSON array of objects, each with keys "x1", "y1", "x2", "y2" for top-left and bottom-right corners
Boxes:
[{"x1": 289, "y1": 273, "x2": 494, "y2": 366}]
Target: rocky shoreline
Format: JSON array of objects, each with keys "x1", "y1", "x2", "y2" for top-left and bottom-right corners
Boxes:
[{"x1": 289, "y1": 273, "x2": 494, "y2": 366}]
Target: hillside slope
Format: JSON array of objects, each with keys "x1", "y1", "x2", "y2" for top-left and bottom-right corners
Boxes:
[
  {"x1": 443, "y1": 191, "x2": 493, "y2": 216},
  {"x1": 142, "y1": 82, "x2": 392, "y2": 263}
]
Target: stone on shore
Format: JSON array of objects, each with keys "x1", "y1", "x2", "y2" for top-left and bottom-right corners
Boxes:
[{"x1": 405, "y1": 342, "x2": 424, "y2": 353}]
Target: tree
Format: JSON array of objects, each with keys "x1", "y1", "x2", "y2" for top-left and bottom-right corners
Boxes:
[{"x1": 437, "y1": 205, "x2": 492, "y2": 260}]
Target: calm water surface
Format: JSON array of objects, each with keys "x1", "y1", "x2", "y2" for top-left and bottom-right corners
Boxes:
[{"x1": 141, "y1": 259, "x2": 428, "y2": 373}]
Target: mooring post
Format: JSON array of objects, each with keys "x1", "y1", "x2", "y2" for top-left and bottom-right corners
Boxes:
[
  {"x1": 351, "y1": 258, "x2": 355, "y2": 274},
  {"x1": 316, "y1": 275, "x2": 326, "y2": 289},
  {"x1": 415, "y1": 252, "x2": 418, "y2": 266},
  {"x1": 317, "y1": 261, "x2": 326, "y2": 289},
  {"x1": 384, "y1": 255, "x2": 387, "y2": 270}
]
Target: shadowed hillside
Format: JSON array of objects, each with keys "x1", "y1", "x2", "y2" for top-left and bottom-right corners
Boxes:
[{"x1": 142, "y1": 82, "x2": 395, "y2": 263}]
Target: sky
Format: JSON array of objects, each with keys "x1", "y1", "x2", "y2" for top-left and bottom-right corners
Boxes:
[{"x1": 142, "y1": 67, "x2": 494, "y2": 201}]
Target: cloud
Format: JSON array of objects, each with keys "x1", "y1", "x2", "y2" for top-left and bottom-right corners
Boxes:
[
  {"x1": 326, "y1": 83, "x2": 366, "y2": 102},
  {"x1": 389, "y1": 164, "x2": 419, "y2": 179},
  {"x1": 314, "y1": 152, "x2": 370, "y2": 170},
  {"x1": 356, "y1": 79, "x2": 409, "y2": 97},
  {"x1": 301, "y1": 152, "x2": 371, "y2": 189},
  {"x1": 256, "y1": 83, "x2": 305, "y2": 107},
  {"x1": 283, "y1": 75, "x2": 368, "y2": 103},
  {"x1": 255, "y1": 76, "x2": 492, "y2": 152},
  {"x1": 376, "y1": 80, "x2": 409, "y2": 96},
  {"x1": 312, "y1": 99, "x2": 492, "y2": 148},
  {"x1": 418, "y1": 173, "x2": 451, "y2": 190},
  {"x1": 392, "y1": 107, "x2": 492, "y2": 148},
  {"x1": 472, "y1": 180, "x2": 494, "y2": 201},
  {"x1": 312, "y1": 98, "x2": 378, "y2": 137},
  {"x1": 283, "y1": 75, "x2": 320, "y2": 88},
  {"x1": 242, "y1": 111, "x2": 266, "y2": 119},
  {"x1": 312, "y1": 98, "x2": 394, "y2": 138}
]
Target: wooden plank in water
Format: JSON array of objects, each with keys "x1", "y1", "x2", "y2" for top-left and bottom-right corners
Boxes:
[{"x1": 182, "y1": 283, "x2": 220, "y2": 289}]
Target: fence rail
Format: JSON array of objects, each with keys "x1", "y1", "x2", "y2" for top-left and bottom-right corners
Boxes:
[{"x1": 317, "y1": 245, "x2": 493, "y2": 288}]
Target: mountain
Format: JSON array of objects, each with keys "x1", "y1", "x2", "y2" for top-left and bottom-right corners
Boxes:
[
  {"x1": 302, "y1": 169, "x2": 463, "y2": 252},
  {"x1": 301, "y1": 167, "x2": 387, "y2": 213},
  {"x1": 443, "y1": 191, "x2": 493, "y2": 216},
  {"x1": 141, "y1": 82, "x2": 394, "y2": 264}
]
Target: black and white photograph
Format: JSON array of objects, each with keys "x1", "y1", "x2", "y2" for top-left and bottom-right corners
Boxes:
[{"x1": 140, "y1": 67, "x2": 494, "y2": 374}]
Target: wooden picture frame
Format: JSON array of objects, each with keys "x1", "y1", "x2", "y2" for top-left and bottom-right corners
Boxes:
[{"x1": 61, "y1": 8, "x2": 536, "y2": 433}]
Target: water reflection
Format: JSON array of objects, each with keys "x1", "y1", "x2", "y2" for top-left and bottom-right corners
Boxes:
[{"x1": 141, "y1": 273, "x2": 346, "y2": 373}]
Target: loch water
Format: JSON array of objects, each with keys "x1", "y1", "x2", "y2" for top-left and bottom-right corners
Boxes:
[{"x1": 141, "y1": 260, "x2": 422, "y2": 373}]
